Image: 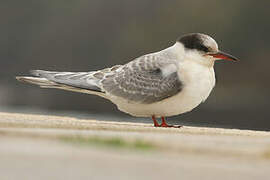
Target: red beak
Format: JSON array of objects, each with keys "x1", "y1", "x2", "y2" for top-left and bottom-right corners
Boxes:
[{"x1": 209, "y1": 51, "x2": 239, "y2": 62}]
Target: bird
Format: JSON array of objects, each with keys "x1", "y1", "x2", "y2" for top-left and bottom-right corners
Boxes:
[{"x1": 16, "y1": 33, "x2": 238, "y2": 128}]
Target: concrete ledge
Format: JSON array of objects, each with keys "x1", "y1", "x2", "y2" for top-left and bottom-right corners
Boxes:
[{"x1": 1, "y1": 111, "x2": 270, "y2": 180}]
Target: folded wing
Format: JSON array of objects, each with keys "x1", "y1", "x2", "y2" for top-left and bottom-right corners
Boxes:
[{"x1": 101, "y1": 54, "x2": 182, "y2": 104}]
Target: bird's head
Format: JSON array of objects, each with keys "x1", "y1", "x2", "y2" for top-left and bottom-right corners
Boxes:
[{"x1": 177, "y1": 33, "x2": 238, "y2": 66}]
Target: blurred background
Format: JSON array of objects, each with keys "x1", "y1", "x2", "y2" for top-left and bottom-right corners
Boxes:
[{"x1": 1, "y1": 0, "x2": 270, "y2": 130}]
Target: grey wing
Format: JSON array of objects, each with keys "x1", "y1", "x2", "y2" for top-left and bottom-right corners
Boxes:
[
  {"x1": 28, "y1": 65, "x2": 122, "y2": 92},
  {"x1": 101, "y1": 54, "x2": 183, "y2": 104}
]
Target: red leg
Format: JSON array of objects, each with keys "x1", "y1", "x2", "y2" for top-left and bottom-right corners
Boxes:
[
  {"x1": 152, "y1": 115, "x2": 160, "y2": 127},
  {"x1": 160, "y1": 116, "x2": 170, "y2": 127},
  {"x1": 160, "y1": 116, "x2": 182, "y2": 128}
]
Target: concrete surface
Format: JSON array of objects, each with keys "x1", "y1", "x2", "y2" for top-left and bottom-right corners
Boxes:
[{"x1": 0, "y1": 112, "x2": 270, "y2": 180}]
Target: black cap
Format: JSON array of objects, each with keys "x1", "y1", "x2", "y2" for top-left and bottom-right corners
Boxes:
[{"x1": 177, "y1": 33, "x2": 210, "y2": 53}]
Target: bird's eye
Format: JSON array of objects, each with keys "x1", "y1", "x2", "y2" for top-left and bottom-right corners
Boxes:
[{"x1": 198, "y1": 45, "x2": 209, "y2": 53}]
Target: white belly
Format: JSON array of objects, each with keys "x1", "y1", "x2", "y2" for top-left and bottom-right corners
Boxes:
[{"x1": 110, "y1": 62, "x2": 215, "y2": 117}]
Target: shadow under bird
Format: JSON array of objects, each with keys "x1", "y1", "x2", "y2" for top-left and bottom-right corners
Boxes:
[{"x1": 16, "y1": 33, "x2": 238, "y2": 128}]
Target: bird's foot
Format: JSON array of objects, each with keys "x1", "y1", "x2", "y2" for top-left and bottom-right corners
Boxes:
[
  {"x1": 152, "y1": 115, "x2": 182, "y2": 128},
  {"x1": 158, "y1": 121, "x2": 182, "y2": 128}
]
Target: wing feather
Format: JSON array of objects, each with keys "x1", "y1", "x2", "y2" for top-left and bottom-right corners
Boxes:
[{"x1": 101, "y1": 54, "x2": 182, "y2": 104}]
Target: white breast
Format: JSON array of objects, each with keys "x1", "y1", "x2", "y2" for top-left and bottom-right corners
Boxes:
[{"x1": 112, "y1": 60, "x2": 215, "y2": 117}]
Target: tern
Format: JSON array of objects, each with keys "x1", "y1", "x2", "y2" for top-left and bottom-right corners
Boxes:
[{"x1": 16, "y1": 33, "x2": 238, "y2": 128}]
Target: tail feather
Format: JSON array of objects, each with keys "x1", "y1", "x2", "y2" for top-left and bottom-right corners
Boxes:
[
  {"x1": 17, "y1": 76, "x2": 106, "y2": 97},
  {"x1": 16, "y1": 66, "x2": 122, "y2": 96},
  {"x1": 15, "y1": 70, "x2": 106, "y2": 96},
  {"x1": 28, "y1": 70, "x2": 102, "y2": 92},
  {"x1": 16, "y1": 76, "x2": 58, "y2": 87}
]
